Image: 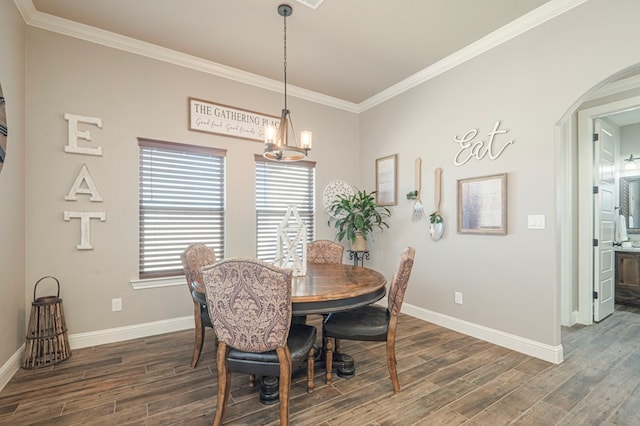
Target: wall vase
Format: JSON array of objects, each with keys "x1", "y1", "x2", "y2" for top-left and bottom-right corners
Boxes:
[{"x1": 430, "y1": 222, "x2": 445, "y2": 241}]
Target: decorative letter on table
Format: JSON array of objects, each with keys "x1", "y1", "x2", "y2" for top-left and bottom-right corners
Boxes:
[{"x1": 275, "y1": 205, "x2": 307, "y2": 276}]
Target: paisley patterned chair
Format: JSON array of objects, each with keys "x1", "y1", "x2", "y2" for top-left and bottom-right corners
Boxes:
[
  {"x1": 307, "y1": 240, "x2": 344, "y2": 325},
  {"x1": 307, "y1": 239, "x2": 344, "y2": 264},
  {"x1": 323, "y1": 247, "x2": 415, "y2": 393},
  {"x1": 201, "y1": 258, "x2": 316, "y2": 426},
  {"x1": 180, "y1": 243, "x2": 217, "y2": 368}
]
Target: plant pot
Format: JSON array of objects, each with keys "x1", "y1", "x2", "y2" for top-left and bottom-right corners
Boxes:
[{"x1": 350, "y1": 231, "x2": 367, "y2": 251}]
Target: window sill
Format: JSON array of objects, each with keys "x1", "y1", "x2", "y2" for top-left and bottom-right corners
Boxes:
[{"x1": 130, "y1": 276, "x2": 186, "y2": 290}]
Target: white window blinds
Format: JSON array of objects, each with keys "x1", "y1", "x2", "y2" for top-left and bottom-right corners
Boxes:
[
  {"x1": 139, "y1": 138, "x2": 226, "y2": 278},
  {"x1": 255, "y1": 154, "x2": 316, "y2": 263}
]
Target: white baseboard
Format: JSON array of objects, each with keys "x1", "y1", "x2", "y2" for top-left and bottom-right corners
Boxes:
[
  {"x1": 569, "y1": 310, "x2": 579, "y2": 326},
  {"x1": 0, "y1": 316, "x2": 195, "y2": 392},
  {"x1": 0, "y1": 344, "x2": 24, "y2": 392},
  {"x1": 68, "y1": 315, "x2": 194, "y2": 349},
  {"x1": 402, "y1": 303, "x2": 564, "y2": 364},
  {"x1": 1, "y1": 305, "x2": 564, "y2": 393}
]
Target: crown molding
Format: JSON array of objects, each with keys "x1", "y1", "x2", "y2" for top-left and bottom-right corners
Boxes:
[
  {"x1": 13, "y1": 0, "x2": 35, "y2": 19},
  {"x1": 14, "y1": 0, "x2": 360, "y2": 113},
  {"x1": 15, "y1": 0, "x2": 587, "y2": 114},
  {"x1": 358, "y1": 0, "x2": 589, "y2": 112}
]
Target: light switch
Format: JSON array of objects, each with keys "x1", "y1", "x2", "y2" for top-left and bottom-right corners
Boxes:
[{"x1": 528, "y1": 214, "x2": 545, "y2": 230}]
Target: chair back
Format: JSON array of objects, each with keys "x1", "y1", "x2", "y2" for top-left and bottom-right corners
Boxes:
[
  {"x1": 180, "y1": 243, "x2": 216, "y2": 293},
  {"x1": 201, "y1": 258, "x2": 293, "y2": 353},
  {"x1": 307, "y1": 240, "x2": 344, "y2": 264},
  {"x1": 387, "y1": 247, "x2": 415, "y2": 316}
]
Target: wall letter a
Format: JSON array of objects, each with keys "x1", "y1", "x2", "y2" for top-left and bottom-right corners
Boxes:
[{"x1": 65, "y1": 164, "x2": 103, "y2": 201}]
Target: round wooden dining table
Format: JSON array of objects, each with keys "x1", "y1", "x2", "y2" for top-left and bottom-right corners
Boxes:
[
  {"x1": 256, "y1": 262, "x2": 387, "y2": 404},
  {"x1": 291, "y1": 262, "x2": 387, "y2": 315}
]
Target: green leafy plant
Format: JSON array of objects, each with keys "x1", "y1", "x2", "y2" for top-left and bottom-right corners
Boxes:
[
  {"x1": 406, "y1": 190, "x2": 418, "y2": 200},
  {"x1": 429, "y1": 212, "x2": 443, "y2": 224},
  {"x1": 327, "y1": 189, "x2": 391, "y2": 244}
]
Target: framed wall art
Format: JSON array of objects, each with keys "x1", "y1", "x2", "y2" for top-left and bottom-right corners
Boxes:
[
  {"x1": 376, "y1": 154, "x2": 397, "y2": 206},
  {"x1": 457, "y1": 173, "x2": 507, "y2": 235}
]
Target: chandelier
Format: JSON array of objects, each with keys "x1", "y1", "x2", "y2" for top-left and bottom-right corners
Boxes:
[{"x1": 264, "y1": 4, "x2": 312, "y2": 162}]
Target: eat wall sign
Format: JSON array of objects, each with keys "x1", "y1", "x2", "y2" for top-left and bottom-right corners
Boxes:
[
  {"x1": 62, "y1": 113, "x2": 106, "y2": 250},
  {"x1": 453, "y1": 120, "x2": 514, "y2": 166}
]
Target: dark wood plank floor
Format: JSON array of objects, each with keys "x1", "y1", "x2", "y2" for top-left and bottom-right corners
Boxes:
[{"x1": 2, "y1": 307, "x2": 640, "y2": 425}]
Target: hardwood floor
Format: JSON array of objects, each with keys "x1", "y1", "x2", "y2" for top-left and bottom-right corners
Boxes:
[{"x1": 2, "y1": 307, "x2": 640, "y2": 425}]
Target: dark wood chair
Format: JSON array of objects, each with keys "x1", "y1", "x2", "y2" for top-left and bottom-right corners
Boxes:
[
  {"x1": 306, "y1": 239, "x2": 346, "y2": 329},
  {"x1": 201, "y1": 258, "x2": 316, "y2": 426},
  {"x1": 323, "y1": 247, "x2": 415, "y2": 393},
  {"x1": 180, "y1": 243, "x2": 217, "y2": 368},
  {"x1": 307, "y1": 239, "x2": 344, "y2": 264}
]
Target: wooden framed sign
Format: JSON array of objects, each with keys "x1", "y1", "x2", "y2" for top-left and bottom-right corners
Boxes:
[
  {"x1": 376, "y1": 154, "x2": 398, "y2": 206},
  {"x1": 457, "y1": 173, "x2": 507, "y2": 235},
  {"x1": 188, "y1": 97, "x2": 280, "y2": 142}
]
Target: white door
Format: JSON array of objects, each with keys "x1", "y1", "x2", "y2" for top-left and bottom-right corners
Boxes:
[{"x1": 593, "y1": 118, "x2": 616, "y2": 322}]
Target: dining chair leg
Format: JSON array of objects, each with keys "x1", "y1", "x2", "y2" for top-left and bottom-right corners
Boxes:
[
  {"x1": 386, "y1": 319, "x2": 400, "y2": 393},
  {"x1": 324, "y1": 337, "x2": 334, "y2": 384},
  {"x1": 277, "y1": 347, "x2": 292, "y2": 426},
  {"x1": 306, "y1": 346, "x2": 315, "y2": 393},
  {"x1": 322, "y1": 315, "x2": 341, "y2": 353},
  {"x1": 191, "y1": 302, "x2": 205, "y2": 368},
  {"x1": 214, "y1": 343, "x2": 231, "y2": 426}
]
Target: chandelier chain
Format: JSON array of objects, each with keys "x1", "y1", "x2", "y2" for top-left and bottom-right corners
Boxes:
[{"x1": 283, "y1": 12, "x2": 288, "y2": 111}]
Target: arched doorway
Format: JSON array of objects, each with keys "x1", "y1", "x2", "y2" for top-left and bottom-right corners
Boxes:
[{"x1": 558, "y1": 65, "x2": 640, "y2": 334}]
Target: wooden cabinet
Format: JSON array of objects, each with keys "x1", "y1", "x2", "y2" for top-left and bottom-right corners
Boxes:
[{"x1": 616, "y1": 251, "x2": 640, "y2": 306}]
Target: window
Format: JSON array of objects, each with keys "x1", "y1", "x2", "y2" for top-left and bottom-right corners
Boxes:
[
  {"x1": 255, "y1": 154, "x2": 315, "y2": 262},
  {"x1": 139, "y1": 138, "x2": 225, "y2": 279}
]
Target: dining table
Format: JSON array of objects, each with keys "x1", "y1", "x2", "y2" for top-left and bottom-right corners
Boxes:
[
  {"x1": 256, "y1": 262, "x2": 387, "y2": 404},
  {"x1": 291, "y1": 262, "x2": 387, "y2": 315}
]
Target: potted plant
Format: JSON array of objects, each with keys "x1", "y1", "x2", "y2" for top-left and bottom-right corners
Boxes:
[{"x1": 327, "y1": 189, "x2": 391, "y2": 251}]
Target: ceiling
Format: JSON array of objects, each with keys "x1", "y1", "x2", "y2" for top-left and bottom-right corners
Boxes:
[
  {"x1": 23, "y1": 0, "x2": 584, "y2": 108},
  {"x1": 607, "y1": 108, "x2": 640, "y2": 127}
]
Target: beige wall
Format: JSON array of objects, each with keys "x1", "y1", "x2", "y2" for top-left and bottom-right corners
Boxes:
[
  {"x1": 24, "y1": 29, "x2": 359, "y2": 335},
  {"x1": 0, "y1": 2, "x2": 29, "y2": 376},
  {"x1": 358, "y1": 0, "x2": 640, "y2": 346},
  {"x1": 0, "y1": 2, "x2": 26, "y2": 375},
  {"x1": 621, "y1": 123, "x2": 640, "y2": 168},
  {"x1": 3, "y1": 0, "x2": 640, "y2": 375}
]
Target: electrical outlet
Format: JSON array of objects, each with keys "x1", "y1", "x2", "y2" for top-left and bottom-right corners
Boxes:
[
  {"x1": 454, "y1": 291, "x2": 463, "y2": 305},
  {"x1": 112, "y1": 298, "x2": 122, "y2": 312}
]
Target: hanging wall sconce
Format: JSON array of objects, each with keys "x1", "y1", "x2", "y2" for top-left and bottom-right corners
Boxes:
[{"x1": 624, "y1": 154, "x2": 638, "y2": 170}]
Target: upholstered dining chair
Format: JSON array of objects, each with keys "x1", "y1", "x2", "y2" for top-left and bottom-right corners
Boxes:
[
  {"x1": 180, "y1": 243, "x2": 217, "y2": 368},
  {"x1": 201, "y1": 258, "x2": 317, "y2": 426},
  {"x1": 307, "y1": 239, "x2": 344, "y2": 264},
  {"x1": 323, "y1": 246, "x2": 415, "y2": 393},
  {"x1": 306, "y1": 240, "x2": 345, "y2": 326}
]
